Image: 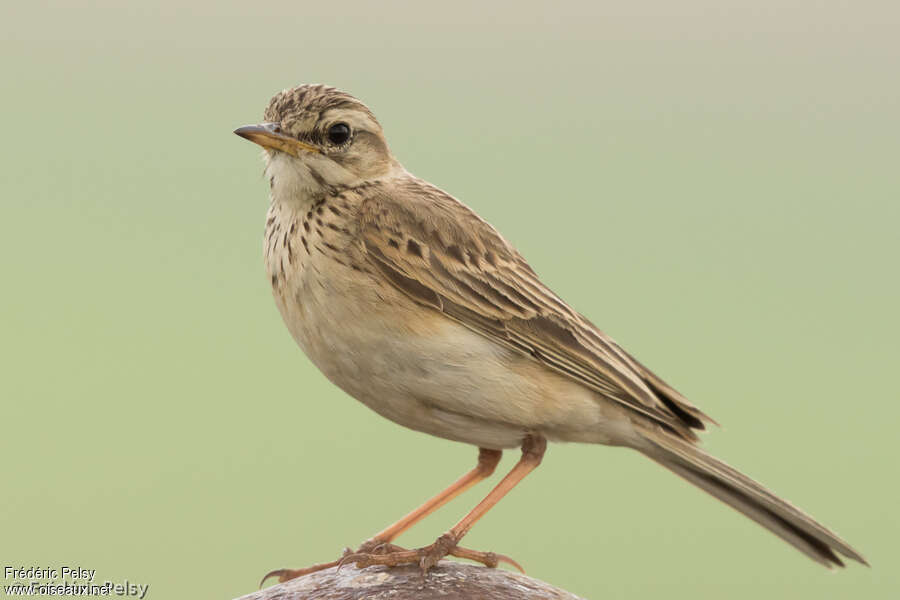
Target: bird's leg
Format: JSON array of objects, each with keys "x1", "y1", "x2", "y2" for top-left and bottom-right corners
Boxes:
[
  {"x1": 260, "y1": 447, "x2": 502, "y2": 586},
  {"x1": 358, "y1": 447, "x2": 503, "y2": 551},
  {"x1": 340, "y1": 434, "x2": 546, "y2": 575}
]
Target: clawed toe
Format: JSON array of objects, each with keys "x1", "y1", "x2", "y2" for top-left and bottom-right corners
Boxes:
[
  {"x1": 337, "y1": 548, "x2": 420, "y2": 571},
  {"x1": 259, "y1": 559, "x2": 341, "y2": 587},
  {"x1": 338, "y1": 535, "x2": 453, "y2": 574},
  {"x1": 337, "y1": 533, "x2": 523, "y2": 575},
  {"x1": 260, "y1": 542, "x2": 415, "y2": 588},
  {"x1": 449, "y1": 546, "x2": 525, "y2": 572},
  {"x1": 261, "y1": 535, "x2": 523, "y2": 586}
]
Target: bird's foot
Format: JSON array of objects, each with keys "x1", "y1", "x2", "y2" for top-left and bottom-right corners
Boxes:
[
  {"x1": 259, "y1": 535, "x2": 522, "y2": 586},
  {"x1": 338, "y1": 532, "x2": 524, "y2": 575},
  {"x1": 258, "y1": 540, "x2": 414, "y2": 587}
]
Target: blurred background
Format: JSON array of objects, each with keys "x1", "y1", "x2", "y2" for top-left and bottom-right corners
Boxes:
[{"x1": 2, "y1": 1, "x2": 897, "y2": 598}]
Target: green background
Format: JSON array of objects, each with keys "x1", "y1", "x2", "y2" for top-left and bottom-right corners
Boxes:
[{"x1": 2, "y1": 1, "x2": 897, "y2": 598}]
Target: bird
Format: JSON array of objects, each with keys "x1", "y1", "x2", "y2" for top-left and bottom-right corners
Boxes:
[{"x1": 234, "y1": 84, "x2": 866, "y2": 584}]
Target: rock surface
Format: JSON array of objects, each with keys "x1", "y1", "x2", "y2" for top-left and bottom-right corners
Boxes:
[{"x1": 236, "y1": 563, "x2": 585, "y2": 600}]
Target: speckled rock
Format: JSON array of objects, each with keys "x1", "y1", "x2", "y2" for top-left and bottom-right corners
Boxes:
[{"x1": 236, "y1": 563, "x2": 584, "y2": 600}]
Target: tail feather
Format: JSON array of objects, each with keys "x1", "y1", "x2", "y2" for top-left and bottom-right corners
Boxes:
[{"x1": 638, "y1": 428, "x2": 867, "y2": 568}]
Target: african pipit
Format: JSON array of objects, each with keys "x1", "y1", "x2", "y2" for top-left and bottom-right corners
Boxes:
[{"x1": 235, "y1": 84, "x2": 866, "y2": 583}]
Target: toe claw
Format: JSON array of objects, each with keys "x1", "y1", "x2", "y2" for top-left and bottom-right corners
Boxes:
[
  {"x1": 337, "y1": 552, "x2": 374, "y2": 572},
  {"x1": 495, "y1": 553, "x2": 525, "y2": 573},
  {"x1": 259, "y1": 569, "x2": 288, "y2": 588},
  {"x1": 448, "y1": 546, "x2": 525, "y2": 573},
  {"x1": 259, "y1": 559, "x2": 342, "y2": 587},
  {"x1": 335, "y1": 554, "x2": 356, "y2": 572}
]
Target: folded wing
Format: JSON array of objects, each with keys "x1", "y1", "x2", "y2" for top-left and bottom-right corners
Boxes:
[{"x1": 357, "y1": 177, "x2": 714, "y2": 440}]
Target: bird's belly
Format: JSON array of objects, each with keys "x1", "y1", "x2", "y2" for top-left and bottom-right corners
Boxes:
[{"x1": 273, "y1": 258, "x2": 631, "y2": 449}]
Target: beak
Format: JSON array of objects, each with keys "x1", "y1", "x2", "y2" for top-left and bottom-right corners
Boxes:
[{"x1": 233, "y1": 123, "x2": 319, "y2": 156}]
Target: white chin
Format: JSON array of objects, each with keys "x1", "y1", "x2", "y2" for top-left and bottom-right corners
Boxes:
[
  {"x1": 265, "y1": 153, "x2": 323, "y2": 206},
  {"x1": 265, "y1": 152, "x2": 358, "y2": 206}
]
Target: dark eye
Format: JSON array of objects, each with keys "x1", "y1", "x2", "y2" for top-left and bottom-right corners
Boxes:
[{"x1": 326, "y1": 122, "x2": 351, "y2": 145}]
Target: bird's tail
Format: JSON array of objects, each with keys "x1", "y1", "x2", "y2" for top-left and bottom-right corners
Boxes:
[{"x1": 636, "y1": 426, "x2": 867, "y2": 568}]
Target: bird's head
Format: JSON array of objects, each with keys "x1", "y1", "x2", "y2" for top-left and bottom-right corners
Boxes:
[{"x1": 235, "y1": 84, "x2": 398, "y2": 202}]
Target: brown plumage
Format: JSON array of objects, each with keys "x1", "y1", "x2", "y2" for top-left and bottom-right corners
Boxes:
[
  {"x1": 236, "y1": 84, "x2": 866, "y2": 583},
  {"x1": 358, "y1": 176, "x2": 713, "y2": 440}
]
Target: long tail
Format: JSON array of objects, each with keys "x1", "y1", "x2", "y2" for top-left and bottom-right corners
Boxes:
[{"x1": 637, "y1": 427, "x2": 867, "y2": 568}]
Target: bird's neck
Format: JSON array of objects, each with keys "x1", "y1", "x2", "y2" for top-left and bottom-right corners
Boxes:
[{"x1": 264, "y1": 152, "x2": 404, "y2": 213}]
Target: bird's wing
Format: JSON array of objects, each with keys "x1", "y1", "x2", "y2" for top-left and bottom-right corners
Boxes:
[{"x1": 357, "y1": 177, "x2": 715, "y2": 439}]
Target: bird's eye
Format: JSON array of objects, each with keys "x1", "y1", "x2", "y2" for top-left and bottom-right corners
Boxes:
[{"x1": 326, "y1": 122, "x2": 351, "y2": 145}]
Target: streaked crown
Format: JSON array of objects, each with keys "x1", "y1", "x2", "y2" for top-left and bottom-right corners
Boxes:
[{"x1": 263, "y1": 84, "x2": 379, "y2": 142}]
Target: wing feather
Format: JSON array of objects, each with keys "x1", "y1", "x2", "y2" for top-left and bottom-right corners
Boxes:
[{"x1": 359, "y1": 177, "x2": 714, "y2": 438}]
